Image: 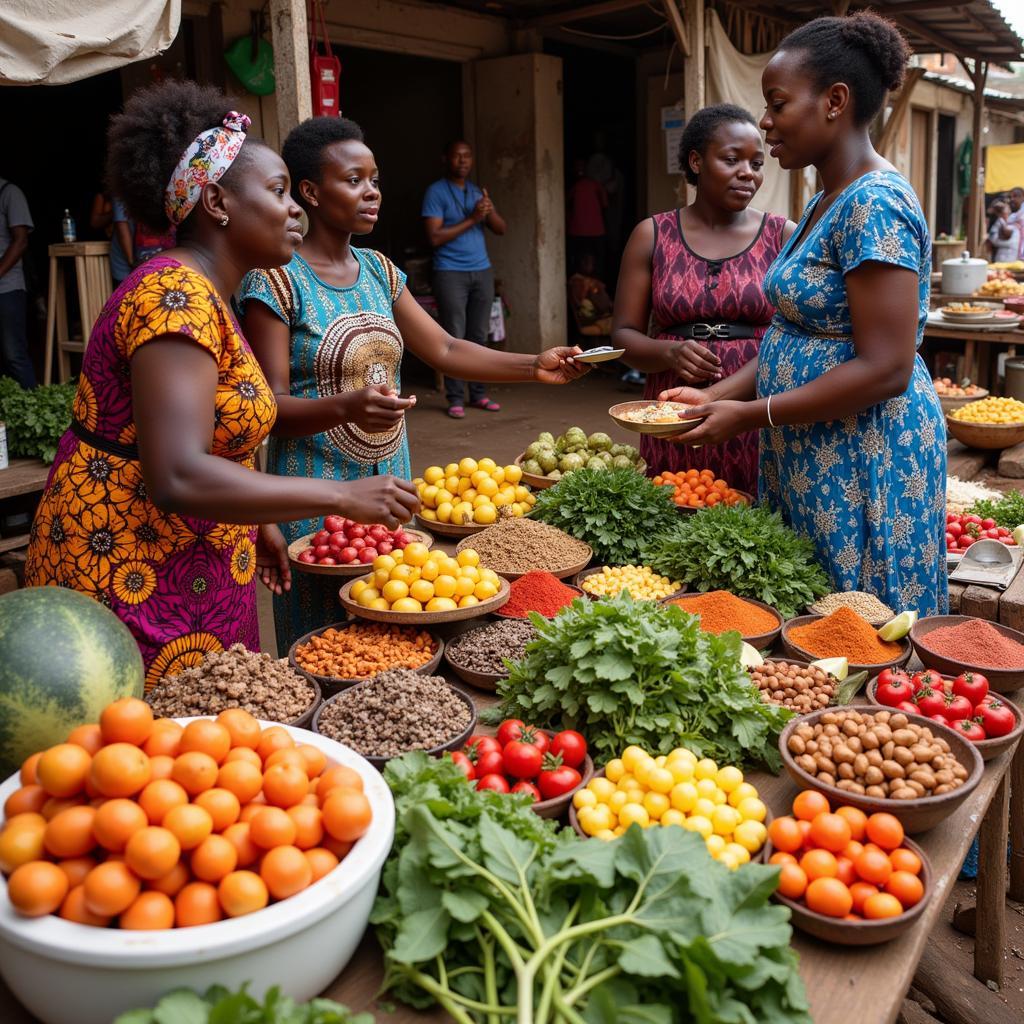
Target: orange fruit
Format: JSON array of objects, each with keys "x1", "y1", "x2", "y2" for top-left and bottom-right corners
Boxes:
[
  {"x1": 889, "y1": 847, "x2": 922, "y2": 876},
  {"x1": 8, "y1": 860, "x2": 70, "y2": 917},
  {"x1": 300, "y1": 793, "x2": 320, "y2": 807},
  {"x1": 171, "y1": 751, "x2": 219, "y2": 796},
  {"x1": 146, "y1": 860, "x2": 190, "y2": 898},
  {"x1": 120, "y1": 890, "x2": 175, "y2": 929},
  {"x1": 287, "y1": 805, "x2": 324, "y2": 850},
  {"x1": 216, "y1": 760, "x2": 263, "y2": 804},
  {"x1": 221, "y1": 822, "x2": 260, "y2": 868},
  {"x1": 260, "y1": 844, "x2": 312, "y2": 900},
  {"x1": 799, "y1": 848, "x2": 838, "y2": 881},
  {"x1": 304, "y1": 847, "x2": 339, "y2": 882},
  {"x1": 4, "y1": 811, "x2": 46, "y2": 832},
  {"x1": 148, "y1": 754, "x2": 175, "y2": 780},
  {"x1": 216, "y1": 708, "x2": 261, "y2": 750},
  {"x1": 239, "y1": 800, "x2": 269, "y2": 824},
  {"x1": 865, "y1": 812, "x2": 904, "y2": 852},
  {"x1": 5, "y1": 784, "x2": 47, "y2": 818},
  {"x1": 835, "y1": 805, "x2": 867, "y2": 841},
  {"x1": 264, "y1": 749, "x2": 307, "y2": 773},
  {"x1": 65, "y1": 724, "x2": 104, "y2": 756},
  {"x1": 83, "y1": 860, "x2": 141, "y2": 916},
  {"x1": 767, "y1": 816, "x2": 803, "y2": 854},
  {"x1": 320, "y1": 835, "x2": 353, "y2": 861},
  {"x1": 143, "y1": 721, "x2": 183, "y2": 758},
  {"x1": 0, "y1": 820, "x2": 46, "y2": 873},
  {"x1": 843, "y1": 840, "x2": 865, "y2": 863},
  {"x1": 854, "y1": 847, "x2": 893, "y2": 886},
  {"x1": 180, "y1": 720, "x2": 232, "y2": 765},
  {"x1": 862, "y1": 892, "x2": 904, "y2": 919},
  {"x1": 90, "y1": 743, "x2": 151, "y2": 798},
  {"x1": 57, "y1": 856, "x2": 97, "y2": 889},
  {"x1": 138, "y1": 779, "x2": 189, "y2": 825},
  {"x1": 36, "y1": 743, "x2": 92, "y2": 798},
  {"x1": 836, "y1": 856, "x2": 856, "y2": 887},
  {"x1": 224, "y1": 747, "x2": 262, "y2": 769},
  {"x1": 162, "y1": 804, "x2": 214, "y2": 851},
  {"x1": 792, "y1": 790, "x2": 830, "y2": 822},
  {"x1": 194, "y1": 788, "x2": 241, "y2": 832},
  {"x1": 93, "y1": 798, "x2": 148, "y2": 852},
  {"x1": 796, "y1": 819, "x2": 813, "y2": 849},
  {"x1": 849, "y1": 880, "x2": 879, "y2": 915},
  {"x1": 322, "y1": 789, "x2": 372, "y2": 842},
  {"x1": 41, "y1": 795, "x2": 86, "y2": 820},
  {"x1": 19, "y1": 751, "x2": 42, "y2": 785},
  {"x1": 297, "y1": 745, "x2": 327, "y2": 780},
  {"x1": 100, "y1": 697, "x2": 154, "y2": 746},
  {"x1": 218, "y1": 870, "x2": 269, "y2": 917},
  {"x1": 43, "y1": 805, "x2": 97, "y2": 858},
  {"x1": 59, "y1": 884, "x2": 111, "y2": 926},
  {"x1": 885, "y1": 870, "x2": 924, "y2": 908},
  {"x1": 768, "y1": 851, "x2": 797, "y2": 866},
  {"x1": 125, "y1": 826, "x2": 181, "y2": 880},
  {"x1": 175, "y1": 881, "x2": 223, "y2": 927},
  {"x1": 256, "y1": 726, "x2": 294, "y2": 763},
  {"x1": 249, "y1": 807, "x2": 297, "y2": 849},
  {"x1": 808, "y1": 813, "x2": 852, "y2": 853},
  {"x1": 316, "y1": 765, "x2": 363, "y2": 800},
  {"x1": 190, "y1": 835, "x2": 238, "y2": 883},
  {"x1": 776, "y1": 861, "x2": 808, "y2": 900},
  {"x1": 805, "y1": 877, "x2": 853, "y2": 918},
  {"x1": 262, "y1": 763, "x2": 309, "y2": 809}
]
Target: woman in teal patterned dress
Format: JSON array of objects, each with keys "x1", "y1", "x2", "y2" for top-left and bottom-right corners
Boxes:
[
  {"x1": 660, "y1": 13, "x2": 947, "y2": 616},
  {"x1": 241, "y1": 118, "x2": 587, "y2": 650}
]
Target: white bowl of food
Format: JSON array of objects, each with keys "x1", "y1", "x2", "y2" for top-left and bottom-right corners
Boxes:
[{"x1": 0, "y1": 720, "x2": 395, "y2": 1024}]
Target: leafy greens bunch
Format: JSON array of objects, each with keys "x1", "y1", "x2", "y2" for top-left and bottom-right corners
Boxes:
[
  {"x1": 968, "y1": 491, "x2": 1024, "y2": 529},
  {"x1": 493, "y1": 593, "x2": 791, "y2": 769},
  {"x1": 0, "y1": 376, "x2": 76, "y2": 463},
  {"x1": 529, "y1": 466, "x2": 678, "y2": 565},
  {"x1": 373, "y1": 752, "x2": 810, "y2": 1024},
  {"x1": 643, "y1": 504, "x2": 829, "y2": 618}
]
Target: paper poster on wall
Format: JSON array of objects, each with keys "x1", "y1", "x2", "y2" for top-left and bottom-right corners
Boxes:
[{"x1": 662, "y1": 106, "x2": 685, "y2": 175}]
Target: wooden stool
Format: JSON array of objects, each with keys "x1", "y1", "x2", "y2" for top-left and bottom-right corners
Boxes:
[{"x1": 43, "y1": 242, "x2": 112, "y2": 384}]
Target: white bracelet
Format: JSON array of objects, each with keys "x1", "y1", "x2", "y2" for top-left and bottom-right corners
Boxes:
[{"x1": 766, "y1": 394, "x2": 776, "y2": 428}]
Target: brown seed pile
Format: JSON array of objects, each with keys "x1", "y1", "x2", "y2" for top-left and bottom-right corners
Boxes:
[
  {"x1": 458, "y1": 518, "x2": 590, "y2": 575},
  {"x1": 810, "y1": 591, "x2": 895, "y2": 622},
  {"x1": 146, "y1": 643, "x2": 316, "y2": 723},
  {"x1": 316, "y1": 669, "x2": 472, "y2": 758},
  {"x1": 751, "y1": 660, "x2": 835, "y2": 712},
  {"x1": 787, "y1": 709, "x2": 969, "y2": 799},
  {"x1": 447, "y1": 619, "x2": 536, "y2": 675}
]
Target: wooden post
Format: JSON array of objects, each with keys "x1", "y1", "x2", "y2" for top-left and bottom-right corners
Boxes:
[
  {"x1": 965, "y1": 59, "x2": 988, "y2": 258},
  {"x1": 270, "y1": 0, "x2": 312, "y2": 140},
  {"x1": 974, "y1": 771, "x2": 1009, "y2": 988},
  {"x1": 682, "y1": 0, "x2": 705, "y2": 120},
  {"x1": 1010, "y1": 739, "x2": 1024, "y2": 901}
]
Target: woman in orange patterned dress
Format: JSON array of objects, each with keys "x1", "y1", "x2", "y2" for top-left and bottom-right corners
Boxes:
[{"x1": 25, "y1": 81, "x2": 420, "y2": 689}]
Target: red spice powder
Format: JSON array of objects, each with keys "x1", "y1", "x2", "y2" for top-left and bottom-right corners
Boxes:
[
  {"x1": 920, "y1": 618, "x2": 1024, "y2": 670},
  {"x1": 500, "y1": 571, "x2": 580, "y2": 618}
]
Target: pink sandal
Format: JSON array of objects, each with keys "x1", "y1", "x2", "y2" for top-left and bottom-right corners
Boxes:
[
  {"x1": 472, "y1": 397, "x2": 501, "y2": 412},
  {"x1": 447, "y1": 405, "x2": 466, "y2": 418}
]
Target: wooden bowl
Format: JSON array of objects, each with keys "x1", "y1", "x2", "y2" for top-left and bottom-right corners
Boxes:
[
  {"x1": 945, "y1": 415, "x2": 1024, "y2": 451},
  {"x1": 492, "y1": 584, "x2": 585, "y2": 619},
  {"x1": 675, "y1": 490, "x2": 754, "y2": 515},
  {"x1": 442, "y1": 620, "x2": 537, "y2": 691},
  {"x1": 575, "y1": 566, "x2": 687, "y2": 601},
  {"x1": 287, "y1": 528, "x2": 432, "y2": 575},
  {"x1": 805, "y1": 600, "x2": 891, "y2": 627},
  {"x1": 287, "y1": 620, "x2": 444, "y2": 697},
  {"x1": 339, "y1": 575, "x2": 510, "y2": 623},
  {"x1": 414, "y1": 513, "x2": 486, "y2": 538},
  {"x1": 514, "y1": 452, "x2": 647, "y2": 490},
  {"x1": 312, "y1": 680, "x2": 477, "y2": 772},
  {"x1": 284, "y1": 677, "x2": 322, "y2": 730},
  {"x1": 778, "y1": 707, "x2": 984, "y2": 834},
  {"x1": 455, "y1": 533, "x2": 592, "y2": 582},
  {"x1": 666, "y1": 593, "x2": 783, "y2": 650},
  {"x1": 781, "y1": 614, "x2": 912, "y2": 675},
  {"x1": 608, "y1": 400, "x2": 704, "y2": 437},
  {"x1": 910, "y1": 615, "x2": 1024, "y2": 693},
  {"x1": 864, "y1": 675, "x2": 1024, "y2": 762},
  {"x1": 764, "y1": 835, "x2": 933, "y2": 945}
]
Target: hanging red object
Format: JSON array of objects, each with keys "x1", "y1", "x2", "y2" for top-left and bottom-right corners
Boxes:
[{"x1": 309, "y1": 0, "x2": 341, "y2": 117}]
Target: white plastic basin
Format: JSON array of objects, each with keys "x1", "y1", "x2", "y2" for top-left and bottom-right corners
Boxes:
[{"x1": 0, "y1": 720, "x2": 395, "y2": 1024}]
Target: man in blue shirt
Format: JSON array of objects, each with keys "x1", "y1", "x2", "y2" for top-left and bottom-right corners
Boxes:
[{"x1": 422, "y1": 140, "x2": 506, "y2": 417}]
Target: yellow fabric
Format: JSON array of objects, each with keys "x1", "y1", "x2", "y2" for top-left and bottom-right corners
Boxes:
[{"x1": 986, "y1": 144, "x2": 1024, "y2": 195}]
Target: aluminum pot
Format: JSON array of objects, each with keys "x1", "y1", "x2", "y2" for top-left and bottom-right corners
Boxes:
[{"x1": 941, "y1": 250, "x2": 988, "y2": 296}]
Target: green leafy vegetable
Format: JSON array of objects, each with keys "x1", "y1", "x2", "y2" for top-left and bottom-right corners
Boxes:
[
  {"x1": 529, "y1": 467, "x2": 679, "y2": 565},
  {"x1": 968, "y1": 491, "x2": 1024, "y2": 529},
  {"x1": 113, "y1": 985, "x2": 372, "y2": 1024},
  {"x1": 0, "y1": 376, "x2": 76, "y2": 463},
  {"x1": 491, "y1": 593, "x2": 792, "y2": 770},
  {"x1": 373, "y1": 752, "x2": 810, "y2": 1024},
  {"x1": 643, "y1": 504, "x2": 830, "y2": 618}
]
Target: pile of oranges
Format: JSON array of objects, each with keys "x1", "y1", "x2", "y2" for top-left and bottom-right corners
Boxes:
[
  {"x1": 766, "y1": 790, "x2": 925, "y2": 921},
  {"x1": 652, "y1": 468, "x2": 749, "y2": 510},
  {"x1": 0, "y1": 698, "x2": 372, "y2": 929}
]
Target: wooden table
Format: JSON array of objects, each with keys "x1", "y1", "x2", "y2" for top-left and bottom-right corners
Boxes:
[
  {"x1": 0, "y1": 458, "x2": 49, "y2": 554},
  {"x1": 923, "y1": 321, "x2": 1024, "y2": 390}
]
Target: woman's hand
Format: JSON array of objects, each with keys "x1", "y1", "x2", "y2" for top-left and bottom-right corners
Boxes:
[
  {"x1": 532, "y1": 346, "x2": 591, "y2": 384},
  {"x1": 666, "y1": 340, "x2": 722, "y2": 384},
  {"x1": 665, "y1": 400, "x2": 758, "y2": 446},
  {"x1": 342, "y1": 385, "x2": 416, "y2": 433},
  {"x1": 659, "y1": 385, "x2": 714, "y2": 408},
  {"x1": 339, "y1": 475, "x2": 421, "y2": 529},
  {"x1": 256, "y1": 524, "x2": 291, "y2": 596}
]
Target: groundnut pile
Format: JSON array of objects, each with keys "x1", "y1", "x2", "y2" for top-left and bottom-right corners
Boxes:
[
  {"x1": 460, "y1": 518, "x2": 590, "y2": 575},
  {"x1": 293, "y1": 623, "x2": 437, "y2": 680},
  {"x1": 147, "y1": 644, "x2": 316, "y2": 722},
  {"x1": 787, "y1": 709, "x2": 969, "y2": 799},
  {"x1": 446, "y1": 619, "x2": 536, "y2": 675},
  {"x1": 316, "y1": 669, "x2": 471, "y2": 758},
  {"x1": 751, "y1": 660, "x2": 836, "y2": 712}
]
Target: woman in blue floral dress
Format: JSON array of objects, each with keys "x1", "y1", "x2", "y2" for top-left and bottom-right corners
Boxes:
[{"x1": 661, "y1": 12, "x2": 947, "y2": 616}]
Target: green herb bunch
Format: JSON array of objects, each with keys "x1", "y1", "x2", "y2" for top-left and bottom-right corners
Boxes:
[
  {"x1": 968, "y1": 491, "x2": 1024, "y2": 529},
  {"x1": 529, "y1": 467, "x2": 678, "y2": 565},
  {"x1": 643, "y1": 504, "x2": 829, "y2": 617},
  {"x1": 373, "y1": 752, "x2": 810, "y2": 1024},
  {"x1": 493, "y1": 593, "x2": 791, "y2": 770},
  {"x1": 0, "y1": 376, "x2": 76, "y2": 463}
]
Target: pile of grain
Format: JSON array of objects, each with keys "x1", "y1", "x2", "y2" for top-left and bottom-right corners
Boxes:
[{"x1": 458, "y1": 518, "x2": 590, "y2": 575}]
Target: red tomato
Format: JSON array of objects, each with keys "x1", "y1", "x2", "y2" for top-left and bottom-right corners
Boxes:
[
  {"x1": 496, "y1": 720, "x2": 525, "y2": 748},
  {"x1": 313, "y1": 530, "x2": 331, "y2": 546},
  {"x1": 911, "y1": 670, "x2": 942, "y2": 692},
  {"x1": 313, "y1": 544, "x2": 331, "y2": 559},
  {"x1": 877, "y1": 667, "x2": 912, "y2": 690},
  {"x1": 537, "y1": 756, "x2": 582, "y2": 799},
  {"x1": 466, "y1": 735, "x2": 501, "y2": 757},
  {"x1": 377, "y1": 541, "x2": 393, "y2": 555},
  {"x1": 945, "y1": 533, "x2": 955, "y2": 548},
  {"x1": 502, "y1": 741, "x2": 543, "y2": 780},
  {"x1": 875, "y1": 677, "x2": 915, "y2": 707},
  {"x1": 896, "y1": 701, "x2": 919, "y2": 714},
  {"x1": 964, "y1": 514, "x2": 982, "y2": 525},
  {"x1": 510, "y1": 781, "x2": 541, "y2": 802},
  {"x1": 318, "y1": 556, "x2": 337, "y2": 566},
  {"x1": 358, "y1": 548, "x2": 377, "y2": 564},
  {"x1": 496, "y1": 721, "x2": 549, "y2": 754},
  {"x1": 297, "y1": 550, "x2": 317, "y2": 564},
  {"x1": 449, "y1": 752, "x2": 475, "y2": 780},
  {"x1": 960, "y1": 536, "x2": 976, "y2": 549},
  {"x1": 340, "y1": 547, "x2": 358, "y2": 563},
  {"x1": 947, "y1": 521, "x2": 963, "y2": 537},
  {"x1": 978, "y1": 699, "x2": 1017, "y2": 738},
  {"x1": 323, "y1": 515, "x2": 345, "y2": 534},
  {"x1": 549, "y1": 730, "x2": 587, "y2": 769},
  {"x1": 915, "y1": 687, "x2": 946, "y2": 718},
  {"x1": 476, "y1": 774, "x2": 510, "y2": 794},
  {"x1": 942, "y1": 694, "x2": 973, "y2": 721},
  {"x1": 953, "y1": 718, "x2": 986, "y2": 742},
  {"x1": 368, "y1": 525, "x2": 389, "y2": 543},
  {"x1": 981, "y1": 518, "x2": 997, "y2": 530},
  {"x1": 928, "y1": 714, "x2": 950, "y2": 727},
  {"x1": 952, "y1": 672, "x2": 989, "y2": 707},
  {"x1": 474, "y1": 750, "x2": 505, "y2": 778},
  {"x1": 328, "y1": 531, "x2": 346, "y2": 548}
]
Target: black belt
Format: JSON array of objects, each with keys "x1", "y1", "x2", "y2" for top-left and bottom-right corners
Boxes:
[
  {"x1": 71, "y1": 419, "x2": 140, "y2": 461},
  {"x1": 664, "y1": 322, "x2": 760, "y2": 341}
]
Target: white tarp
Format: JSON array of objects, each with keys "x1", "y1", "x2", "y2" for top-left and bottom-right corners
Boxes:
[
  {"x1": 705, "y1": 10, "x2": 790, "y2": 219},
  {"x1": 0, "y1": 0, "x2": 180, "y2": 85}
]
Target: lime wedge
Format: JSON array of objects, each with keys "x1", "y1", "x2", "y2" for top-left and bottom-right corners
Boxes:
[
  {"x1": 739, "y1": 642, "x2": 764, "y2": 669},
  {"x1": 1012, "y1": 524, "x2": 1024, "y2": 546},
  {"x1": 877, "y1": 610, "x2": 918, "y2": 642},
  {"x1": 810, "y1": 657, "x2": 849, "y2": 681}
]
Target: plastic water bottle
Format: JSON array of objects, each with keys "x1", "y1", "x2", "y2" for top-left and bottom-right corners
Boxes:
[{"x1": 61, "y1": 209, "x2": 76, "y2": 243}]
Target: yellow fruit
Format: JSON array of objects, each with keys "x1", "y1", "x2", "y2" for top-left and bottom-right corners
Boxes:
[
  {"x1": 733, "y1": 820, "x2": 767, "y2": 853},
  {"x1": 504, "y1": 465, "x2": 522, "y2": 484},
  {"x1": 433, "y1": 575, "x2": 457, "y2": 599},
  {"x1": 647, "y1": 768, "x2": 674, "y2": 795},
  {"x1": 706, "y1": 834, "x2": 726, "y2": 856},
  {"x1": 457, "y1": 549, "x2": 480, "y2": 568},
  {"x1": 373, "y1": 569, "x2": 390, "y2": 589},
  {"x1": 621, "y1": 746, "x2": 647, "y2": 773},
  {"x1": 668, "y1": 759, "x2": 694, "y2": 784},
  {"x1": 711, "y1": 788, "x2": 727, "y2": 806},
  {"x1": 426, "y1": 597, "x2": 459, "y2": 612},
  {"x1": 409, "y1": 579, "x2": 435, "y2": 604},
  {"x1": 441, "y1": 557, "x2": 462, "y2": 577},
  {"x1": 390, "y1": 597, "x2": 423, "y2": 613},
  {"x1": 470, "y1": 470, "x2": 489, "y2": 488},
  {"x1": 693, "y1": 798, "x2": 717, "y2": 820},
  {"x1": 491, "y1": 467, "x2": 505, "y2": 484},
  {"x1": 453, "y1": 576, "x2": 475, "y2": 598},
  {"x1": 711, "y1": 805, "x2": 741, "y2": 836},
  {"x1": 450, "y1": 504, "x2": 471, "y2": 526},
  {"x1": 670, "y1": 747, "x2": 698, "y2": 765},
  {"x1": 715, "y1": 766, "x2": 743, "y2": 794},
  {"x1": 718, "y1": 849, "x2": 740, "y2": 870},
  {"x1": 728, "y1": 782, "x2": 759, "y2": 808},
  {"x1": 457, "y1": 477, "x2": 473, "y2": 495},
  {"x1": 461, "y1": 566, "x2": 481, "y2": 584},
  {"x1": 419, "y1": 560, "x2": 440, "y2": 582},
  {"x1": 670, "y1": 782, "x2": 698, "y2": 813},
  {"x1": 654, "y1": 756, "x2": 667, "y2": 767},
  {"x1": 594, "y1": 829, "x2": 616, "y2": 841},
  {"x1": 724, "y1": 842, "x2": 750, "y2": 866},
  {"x1": 588, "y1": 805, "x2": 615, "y2": 832},
  {"x1": 418, "y1": 509, "x2": 437, "y2": 522},
  {"x1": 480, "y1": 569, "x2": 500, "y2": 586},
  {"x1": 605, "y1": 758, "x2": 625, "y2": 783},
  {"x1": 473, "y1": 505, "x2": 497, "y2": 525},
  {"x1": 382, "y1": 580, "x2": 409, "y2": 603},
  {"x1": 573, "y1": 789, "x2": 597, "y2": 810},
  {"x1": 444, "y1": 463, "x2": 458, "y2": 478},
  {"x1": 477, "y1": 477, "x2": 499, "y2": 498},
  {"x1": 458, "y1": 595, "x2": 480, "y2": 608},
  {"x1": 445, "y1": 475, "x2": 460, "y2": 493},
  {"x1": 421, "y1": 485, "x2": 439, "y2": 507},
  {"x1": 619, "y1": 804, "x2": 650, "y2": 830},
  {"x1": 576, "y1": 807, "x2": 597, "y2": 835},
  {"x1": 683, "y1": 815, "x2": 712, "y2": 839},
  {"x1": 350, "y1": 579, "x2": 368, "y2": 600},
  {"x1": 609, "y1": 791, "x2": 628, "y2": 813},
  {"x1": 373, "y1": 554, "x2": 397, "y2": 573},
  {"x1": 633, "y1": 757, "x2": 655, "y2": 786},
  {"x1": 661, "y1": 809, "x2": 686, "y2": 828},
  {"x1": 458, "y1": 457, "x2": 478, "y2": 476},
  {"x1": 588, "y1": 777, "x2": 616, "y2": 802},
  {"x1": 424, "y1": 466, "x2": 444, "y2": 484},
  {"x1": 695, "y1": 778, "x2": 719, "y2": 801},
  {"x1": 695, "y1": 758, "x2": 718, "y2": 781},
  {"x1": 737, "y1": 797, "x2": 767, "y2": 823},
  {"x1": 403, "y1": 542, "x2": 429, "y2": 567},
  {"x1": 392, "y1": 564, "x2": 418, "y2": 585},
  {"x1": 356, "y1": 587, "x2": 381, "y2": 607},
  {"x1": 643, "y1": 791, "x2": 669, "y2": 820},
  {"x1": 492, "y1": 491, "x2": 512, "y2": 507},
  {"x1": 435, "y1": 489, "x2": 454, "y2": 506},
  {"x1": 478, "y1": 457, "x2": 497, "y2": 474},
  {"x1": 474, "y1": 580, "x2": 498, "y2": 600}
]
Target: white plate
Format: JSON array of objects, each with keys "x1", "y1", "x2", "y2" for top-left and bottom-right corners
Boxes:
[{"x1": 574, "y1": 346, "x2": 626, "y2": 364}]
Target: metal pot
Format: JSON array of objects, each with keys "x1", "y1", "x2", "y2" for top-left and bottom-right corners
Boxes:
[{"x1": 941, "y1": 250, "x2": 988, "y2": 296}]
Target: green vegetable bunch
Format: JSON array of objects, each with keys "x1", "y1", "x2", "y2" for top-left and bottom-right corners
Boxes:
[
  {"x1": 0, "y1": 376, "x2": 76, "y2": 463},
  {"x1": 493, "y1": 593, "x2": 792, "y2": 770},
  {"x1": 643, "y1": 504, "x2": 829, "y2": 618},
  {"x1": 968, "y1": 491, "x2": 1024, "y2": 529},
  {"x1": 373, "y1": 752, "x2": 810, "y2": 1024},
  {"x1": 529, "y1": 467, "x2": 678, "y2": 564},
  {"x1": 114, "y1": 985, "x2": 372, "y2": 1024}
]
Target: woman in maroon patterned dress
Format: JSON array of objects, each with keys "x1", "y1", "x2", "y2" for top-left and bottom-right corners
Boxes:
[{"x1": 613, "y1": 104, "x2": 794, "y2": 495}]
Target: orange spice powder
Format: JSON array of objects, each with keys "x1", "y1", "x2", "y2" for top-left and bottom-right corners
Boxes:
[
  {"x1": 787, "y1": 606, "x2": 901, "y2": 664},
  {"x1": 668, "y1": 590, "x2": 780, "y2": 637}
]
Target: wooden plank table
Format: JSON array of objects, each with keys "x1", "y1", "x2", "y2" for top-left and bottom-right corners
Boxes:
[
  {"x1": 0, "y1": 458, "x2": 50, "y2": 555},
  {"x1": 923, "y1": 322, "x2": 1023, "y2": 390}
]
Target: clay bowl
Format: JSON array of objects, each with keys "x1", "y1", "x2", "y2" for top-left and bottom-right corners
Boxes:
[
  {"x1": 287, "y1": 528, "x2": 432, "y2": 575},
  {"x1": 284, "y1": 677, "x2": 323, "y2": 731},
  {"x1": 865, "y1": 674, "x2": 1024, "y2": 762},
  {"x1": 513, "y1": 453, "x2": 647, "y2": 490},
  {"x1": 945, "y1": 415, "x2": 1024, "y2": 451},
  {"x1": 492, "y1": 584, "x2": 585, "y2": 619},
  {"x1": 763, "y1": 835, "x2": 933, "y2": 945},
  {"x1": 781, "y1": 614, "x2": 912, "y2": 676},
  {"x1": 666, "y1": 593, "x2": 783, "y2": 650},
  {"x1": 287, "y1": 620, "x2": 444, "y2": 698},
  {"x1": 414, "y1": 513, "x2": 486, "y2": 538},
  {"x1": 312, "y1": 680, "x2": 477, "y2": 772},
  {"x1": 910, "y1": 615, "x2": 1024, "y2": 694},
  {"x1": 575, "y1": 566, "x2": 687, "y2": 602},
  {"x1": 675, "y1": 490, "x2": 755, "y2": 515},
  {"x1": 778, "y1": 706, "x2": 984, "y2": 834},
  {"x1": 609, "y1": 400, "x2": 703, "y2": 437},
  {"x1": 456, "y1": 534, "x2": 592, "y2": 583},
  {"x1": 339, "y1": 575, "x2": 510, "y2": 624},
  {"x1": 442, "y1": 620, "x2": 538, "y2": 692}
]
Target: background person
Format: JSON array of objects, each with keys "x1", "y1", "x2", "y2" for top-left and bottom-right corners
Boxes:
[
  {"x1": 0, "y1": 174, "x2": 36, "y2": 388},
  {"x1": 566, "y1": 157, "x2": 608, "y2": 280},
  {"x1": 988, "y1": 200, "x2": 1020, "y2": 264}
]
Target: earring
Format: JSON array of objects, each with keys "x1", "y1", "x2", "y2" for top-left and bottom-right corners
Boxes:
[
  {"x1": 827, "y1": 112, "x2": 837, "y2": 121},
  {"x1": 309, "y1": 198, "x2": 319, "y2": 207},
  {"x1": 219, "y1": 216, "x2": 229, "y2": 227}
]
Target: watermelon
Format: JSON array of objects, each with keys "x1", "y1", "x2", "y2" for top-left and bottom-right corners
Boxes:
[{"x1": 0, "y1": 587, "x2": 144, "y2": 778}]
